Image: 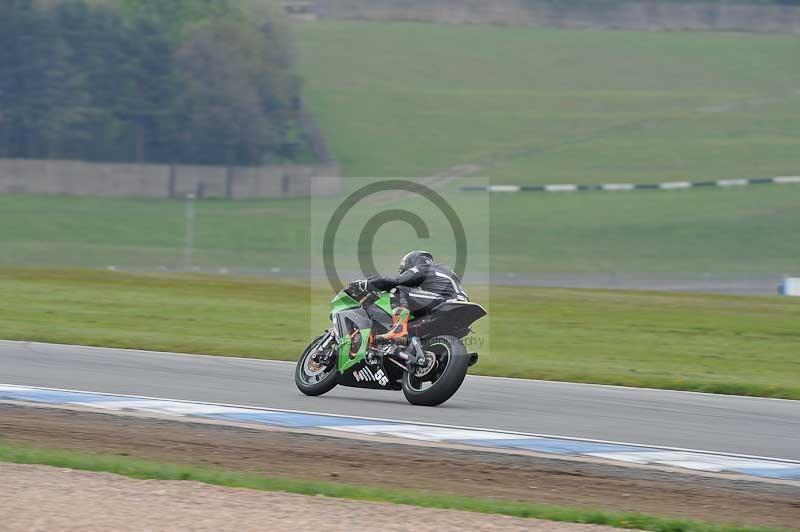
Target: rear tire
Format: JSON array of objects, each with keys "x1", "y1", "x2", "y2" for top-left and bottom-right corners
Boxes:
[
  {"x1": 402, "y1": 336, "x2": 468, "y2": 406},
  {"x1": 295, "y1": 336, "x2": 339, "y2": 397}
]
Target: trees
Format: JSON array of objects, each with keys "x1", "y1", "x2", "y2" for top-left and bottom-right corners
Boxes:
[
  {"x1": 0, "y1": 0, "x2": 57, "y2": 159},
  {"x1": 0, "y1": 0, "x2": 305, "y2": 165},
  {"x1": 174, "y1": 8, "x2": 302, "y2": 165},
  {"x1": 176, "y1": 20, "x2": 277, "y2": 165}
]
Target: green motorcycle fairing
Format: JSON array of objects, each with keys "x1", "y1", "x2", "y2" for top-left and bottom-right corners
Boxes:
[
  {"x1": 329, "y1": 290, "x2": 395, "y2": 373},
  {"x1": 330, "y1": 290, "x2": 360, "y2": 316},
  {"x1": 374, "y1": 292, "x2": 392, "y2": 315}
]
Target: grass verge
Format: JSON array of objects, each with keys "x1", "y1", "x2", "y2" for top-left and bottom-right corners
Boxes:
[
  {"x1": 0, "y1": 441, "x2": 786, "y2": 532},
  {"x1": 3, "y1": 187, "x2": 800, "y2": 276},
  {"x1": 1, "y1": 267, "x2": 799, "y2": 399}
]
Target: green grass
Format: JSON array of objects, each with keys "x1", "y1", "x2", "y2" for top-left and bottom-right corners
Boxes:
[
  {"x1": 3, "y1": 184, "x2": 800, "y2": 276},
  {"x1": 486, "y1": 285, "x2": 800, "y2": 398},
  {"x1": 0, "y1": 267, "x2": 312, "y2": 358},
  {"x1": 0, "y1": 194, "x2": 311, "y2": 271},
  {"x1": 0, "y1": 441, "x2": 785, "y2": 532},
  {"x1": 488, "y1": 185, "x2": 800, "y2": 274},
  {"x1": 294, "y1": 21, "x2": 800, "y2": 184},
  {"x1": 2, "y1": 267, "x2": 798, "y2": 399}
]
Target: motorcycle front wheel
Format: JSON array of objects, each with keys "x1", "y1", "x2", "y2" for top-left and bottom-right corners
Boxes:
[
  {"x1": 402, "y1": 335, "x2": 469, "y2": 406},
  {"x1": 295, "y1": 335, "x2": 339, "y2": 396}
]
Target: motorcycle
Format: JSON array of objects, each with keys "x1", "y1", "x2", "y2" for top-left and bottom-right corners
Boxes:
[{"x1": 295, "y1": 283, "x2": 487, "y2": 406}]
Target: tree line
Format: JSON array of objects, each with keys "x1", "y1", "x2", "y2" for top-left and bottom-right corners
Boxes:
[{"x1": 0, "y1": 0, "x2": 309, "y2": 166}]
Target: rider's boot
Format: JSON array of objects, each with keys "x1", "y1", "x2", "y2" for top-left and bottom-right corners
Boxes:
[{"x1": 375, "y1": 307, "x2": 410, "y2": 342}]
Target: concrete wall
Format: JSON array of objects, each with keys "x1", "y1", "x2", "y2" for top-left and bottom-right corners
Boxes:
[
  {"x1": 0, "y1": 159, "x2": 342, "y2": 199},
  {"x1": 312, "y1": 0, "x2": 800, "y2": 33}
]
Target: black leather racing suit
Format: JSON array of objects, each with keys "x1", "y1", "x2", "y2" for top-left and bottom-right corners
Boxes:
[{"x1": 368, "y1": 263, "x2": 468, "y2": 316}]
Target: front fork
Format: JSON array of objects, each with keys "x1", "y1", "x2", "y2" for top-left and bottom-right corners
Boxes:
[{"x1": 312, "y1": 331, "x2": 335, "y2": 364}]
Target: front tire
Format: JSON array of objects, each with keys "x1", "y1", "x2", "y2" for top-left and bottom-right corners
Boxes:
[
  {"x1": 402, "y1": 336, "x2": 469, "y2": 406},
  {"x1": 295, "y1": 336, "x2": 338, "y2": 396}
]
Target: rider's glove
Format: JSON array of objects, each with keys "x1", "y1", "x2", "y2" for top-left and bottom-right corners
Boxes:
[{"x1": 349, "y1": 279, "x2": 369, "y2": 292}]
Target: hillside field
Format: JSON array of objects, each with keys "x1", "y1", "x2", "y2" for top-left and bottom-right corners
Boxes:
[{"x1": 294, "y1": 21, "x2": 800, "y2": 184}]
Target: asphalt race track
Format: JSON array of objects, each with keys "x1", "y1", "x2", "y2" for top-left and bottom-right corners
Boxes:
[{"x1": 1, "y1": 340, "x2": 798, "y2": 460}]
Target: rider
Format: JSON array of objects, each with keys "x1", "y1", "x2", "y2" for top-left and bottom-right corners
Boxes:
[{"x1": 351, "y1": 251, "x2": 469, "y2": 342}]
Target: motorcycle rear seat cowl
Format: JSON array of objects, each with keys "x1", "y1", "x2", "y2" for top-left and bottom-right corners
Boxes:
[{"x1": 411, "y1": 301, "x2": 487, "y2": 338}]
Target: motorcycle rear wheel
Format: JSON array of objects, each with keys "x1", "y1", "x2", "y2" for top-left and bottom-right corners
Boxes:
[
  {"x1": 295, "y1": 336, "x2": 339, "y2": 396},
  {"x1": 402, "y1": 335, "x2": 468, "y2": 406}
]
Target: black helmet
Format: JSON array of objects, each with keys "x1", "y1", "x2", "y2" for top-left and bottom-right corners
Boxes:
[{"x1": 399, "y1": 250, "x2": 433, "y2": 273}]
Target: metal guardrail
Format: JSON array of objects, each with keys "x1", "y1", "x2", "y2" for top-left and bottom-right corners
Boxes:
[{"x1": 462, "y1": 176, "x2": 800, "y2": 193}]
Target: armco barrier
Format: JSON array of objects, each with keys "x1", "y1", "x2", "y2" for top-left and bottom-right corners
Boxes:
[{"x1": 463, "y1": 176, "x2": 800, "y2": 194}]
